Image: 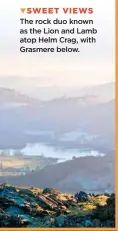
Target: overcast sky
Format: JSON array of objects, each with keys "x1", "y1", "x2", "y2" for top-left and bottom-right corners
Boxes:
[{"x1": 0, "y1": 0, "x2": 115, "y2": 89}]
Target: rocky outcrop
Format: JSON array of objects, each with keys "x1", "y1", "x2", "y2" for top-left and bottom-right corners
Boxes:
[{"x1": 0, "y1": 184, "x2": 115, "y2": 228}]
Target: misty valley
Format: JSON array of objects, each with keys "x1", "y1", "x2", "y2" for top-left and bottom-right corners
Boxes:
[
  {"x1": 0, "y1": 82, "x2": 115, "y2": 228},
  {"x1": 0, "y1": 82, "x2": 115, "y2": 193}
]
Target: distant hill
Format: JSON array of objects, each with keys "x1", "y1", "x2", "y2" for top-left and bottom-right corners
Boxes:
[
  {"x1": 0, "y1": 87, "x2": 115, "y2": 151},
  {"x1": 0, "y1": 88, "x2": 40, "y2": 109},
  {"x1": 0, "y1": 88, "x2": 30, "y2": 103},
  {"x1": 0, "y1": 154, "x2": 114, "y2": 194},
  {"x1": 68, "y1": 82, "x2": 115, "y2": 102},
  {"x1": 23, "y1": 82, "x2": 115, "y2": 101}
]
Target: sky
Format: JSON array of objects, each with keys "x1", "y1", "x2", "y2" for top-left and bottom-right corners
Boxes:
[{"x1": 0, "y1": 0, "x2": 115, "y2": 89}]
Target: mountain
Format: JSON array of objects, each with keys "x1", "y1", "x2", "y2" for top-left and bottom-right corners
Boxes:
[
  {"x1": 0, "y1": 88, "x2": 39, "y2": 109},
  {"x1": 0, "y1": 79, "x2": 114, "y2": 101},
  {"x1": 68, "y1": 82, "x2": 115, "y2": 102},
  {"x1": 0, "y1": 88, "x2": 30, "y2": 103},
  {"x1": 22, "y1": 82, "x2": 115, "y2": 101},
  {"x1": 0, "y1": 86, "x2": 115, "y2": 151}
]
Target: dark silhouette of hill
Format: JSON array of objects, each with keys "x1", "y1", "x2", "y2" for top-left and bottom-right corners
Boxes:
[{"x1": 0, "y1": 154, "x2": 114, "y2": 194}]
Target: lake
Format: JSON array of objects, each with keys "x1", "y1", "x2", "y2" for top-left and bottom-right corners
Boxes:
[
  {"x1": 0, "y1": 129, "x2": 105, "y2": 162},
  {"x1": 21, "y1": 143, "x2": 105, "y2": 162}
]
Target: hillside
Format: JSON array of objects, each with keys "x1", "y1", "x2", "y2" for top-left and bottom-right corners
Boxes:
[
  {"x1": 0, "y1": 82, "x2": 115, "y2": 152},
  {"x1": 0, "y1": 89, "x2": 115, "y2": 151},
  {"x1": 0, "y1": 184, "x2": 115, "y2": 228},
  {"x1": 0, "y1": 88, "x2": 39, "y2": 108},
  {"x1": 20, "y1": 82, "x2": 115, "y2": 101},
  {"x1": 0, "y1": 155, "x2": 114, "y2": 194},
  {"x1": 69, "y1": 82, "x2": 115, "y2": 102}
]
